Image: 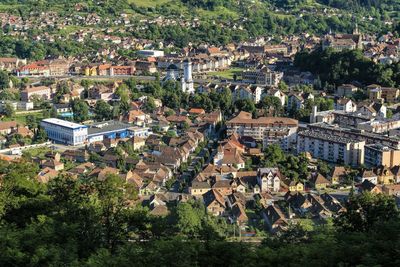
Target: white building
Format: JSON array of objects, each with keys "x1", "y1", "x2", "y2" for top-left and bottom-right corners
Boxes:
[
  {"x1": 137, "y1": 50, "x2": 164, "y2": 58},
  {"x1": 40, "y1": 118, "x2": 88, "y2": 146},
  {"x1": 257, "y1": 168, "x2": 282, "y2": 192},
  {"x1": 297, "y1": 129, "x2": 365, "y2": 166},
  {"x1": 181, "y1": 58, "x2": 194, "y2": 94}
]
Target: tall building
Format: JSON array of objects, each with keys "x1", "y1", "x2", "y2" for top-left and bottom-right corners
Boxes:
[
  {"x1": 297, "y1": 130, "x2": 365, "y2": 166},
  {"x1": 226, "y1": 111, "x2": 298, "y2": 151},
  {"x1": 181, "y1": 58, "x2": 194, "y2": 94}
]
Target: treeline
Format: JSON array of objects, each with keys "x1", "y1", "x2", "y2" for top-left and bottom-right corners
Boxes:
[
  {"x1": 294, "y1": 48, "x2": 400, "y2": 87},
  {"x1": 1, "y1": 159, "x2": 400, "y2": 266}
]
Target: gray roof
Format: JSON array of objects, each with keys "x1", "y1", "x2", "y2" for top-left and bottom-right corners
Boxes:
[{"x1": 87, "y1": 120, "x2": 132, "y2": 136}]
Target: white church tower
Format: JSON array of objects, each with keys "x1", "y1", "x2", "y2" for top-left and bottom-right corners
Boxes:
[{"x1": 181, "y1": 58, "x2": 194, "y2": 94}]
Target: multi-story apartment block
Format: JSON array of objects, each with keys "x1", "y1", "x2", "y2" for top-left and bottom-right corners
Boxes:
[
  {"x1": 297, "y1": 130, "x2": 365, "y2": 166},
  {"x1": 226, "y1": 111, "x2": 298, "y2": 151},
  {"x1": 21, "y1": 86, "x2": 51, "y2": 101},
  {"x1": 364, "y1": 144, "x2": 400, "y2": 168},
  {"x1": 368, "y1": 84, "x2": 399, "y2": 103},
  {"x1": 242, "y1": 65, "x2": 283, "y2": 86},
  {"x1": 308, "y1": 123, "x2": 400, "y2": 149}
]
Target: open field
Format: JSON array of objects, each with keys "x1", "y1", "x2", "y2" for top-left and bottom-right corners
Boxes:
[
  {"x1": 129, "y1": 0, "x2": 173, "y2": 8},
  {"x1": 207, "y1": 67, "x2": 244, "y2": 80}
]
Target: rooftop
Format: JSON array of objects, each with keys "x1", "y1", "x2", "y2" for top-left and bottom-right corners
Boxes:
[
  {"x1": 88, "y1": 120, "x2": 132, "y2": 136},
  {"x1": 42, "y1": 118, "x2": 86, "y2": 130}
]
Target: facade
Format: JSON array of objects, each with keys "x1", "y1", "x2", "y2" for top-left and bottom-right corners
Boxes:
[
  {"x1": 368, "y1": 84, "x2": 399, "y2": 103},
  {"x1": 226, "y1": 111, "x2": 298, "y2": 151},
  {"x1": 336, "y1": 84, "x2": 358, "y2": 97},
  {"x1": 242, "y1": 66, "x2": 283, "y2": 86},
  {"x1": 297, "y1": 130, "x2": 365, "y2": 166},
  {"x1": 87, "y1": 120, "x2": 137, "y2": 143},
  {"x1": 21, "y1": 86, "x2": 51, "y2": 101},
  {"x1": 232, "y1": 85, "x2": 263, "y2": 104},
  {"x1": 137, "y1": 50, "x2": 165, "y2": 58},
  {"x1": 364, "y1": 144, "x2": 400, "y2": 168},
  {"x1": 257, "y1": 168, "x2": 282, "y2": 192},
  {"x1": 41, "y1": 118, "x2": 88, "y2": 146}
]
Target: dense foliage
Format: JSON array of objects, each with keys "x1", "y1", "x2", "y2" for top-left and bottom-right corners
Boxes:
[
  {"x1": 0, "y1": 160, "x2": 400, "y2": 266},
  {"x1": 295, "y1": 48, "x2": 400, "y2": 87}
]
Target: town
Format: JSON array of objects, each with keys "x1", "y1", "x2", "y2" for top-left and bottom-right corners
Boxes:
[{"x1": 0, "y1": 0, "x2": 400, "y2": 265}]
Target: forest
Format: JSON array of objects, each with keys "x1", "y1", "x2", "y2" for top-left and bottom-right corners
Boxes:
[{"x1": 294, "y1": 48, "x2": 400, "y2": 87}]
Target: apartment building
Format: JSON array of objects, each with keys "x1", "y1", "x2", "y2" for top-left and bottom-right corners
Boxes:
[
  {"x1": 364, "y1": 144, "x2": 400, "y2": 168},
  {"x1": 368, "y1": 84, "x2": 399, "y2": 103},
  {"x1": 297, "y1": 130, "x2": 365, "y2": 166},
  {"x1": 242, "y1": 65, "x2": 283, "y2": 86},
  {"x1": 21, "y1": 86, "x2": 51, "y2": 101},
  {"x1": 308, "y1": 123, "x2": 400, "y2": 149},
  {"x1": 226, "y1": 111, "x2": 298, "y2": 151}
]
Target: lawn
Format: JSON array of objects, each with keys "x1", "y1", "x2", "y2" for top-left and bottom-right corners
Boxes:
[
  {"x1": 128, "y1": 0, "x2": 172, "y2": 8},
  {"x1": 207, "y1": 67, "x2": 244, "y2": 80},
  {"x1": 2, "y1": 111, "x2": 44, "y2": 125}
]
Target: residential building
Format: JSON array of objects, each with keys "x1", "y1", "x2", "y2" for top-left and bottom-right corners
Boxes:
[
  {"x1": 297, "y1": 129, "x2": 365, "y2": 165},
  {"x1": 336, "y1": 84, "x2": 358, "y2": 97},
  {"x1": 334, "y1": 98, "x2": 357, "y2": 113},
  {"x1": 364, "y1": 144, "x2": 400, "y2": 168},
  {"x1": 21, "y1": 86, "x2": 51, "y2": 101},
  {"x1": 257, "y1": 168, "x2": 283, "y2": 193},
  {"x1": 226, "y1": 111, "x2": 298, "y2": 151},
  {"x1": 242, "y1": 65, "x2": 283, "y2": 86}
]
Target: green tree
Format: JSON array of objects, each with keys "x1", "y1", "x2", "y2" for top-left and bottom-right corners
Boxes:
[
  {"x1": 94, "y1": 100, "x2": 112, "y2": 121},
  {"x1": 71, "y1": 99, "x2": 89, "y2": 122},
  {"x1": 335, "y1": 192, "x2": 399, "y2": 232},
  {"x1": 3, "y1": 102, "x2": 15, "y2": 117},
  {"x1": 0, "y1": 70, "x2": 10, "y2": 89}
]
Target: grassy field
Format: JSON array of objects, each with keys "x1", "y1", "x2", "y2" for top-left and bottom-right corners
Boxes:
[
  {"x1": 129, "y1": 0, "x2": 173, "y2": 8},
  {"x1": 2, "y1": 111, "x2": 44, "y2": 125},
  {"x1": 207, "y1": 67, "x2": 244, "y2": 80},
  {"x1": 196, "y1": 6, "x2": 239, "y2": 20}
]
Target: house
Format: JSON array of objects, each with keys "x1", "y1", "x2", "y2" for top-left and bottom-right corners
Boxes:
[
  {"x1": 358, "y1": 179, "x2": 383, "y2": 194},
  {"x1": 337, "y1": 84, "x2": 358, "y2": 97},
  {"x1": 262, "y1": 205, "x2": 288, "y2": 233},
  {"x1": 42, "y1": 159, "x2": 64, "y2": 171},
  {"x1": 330, "y1": 166, "x2": 347, "y2": 184},
  {"x1": 382, "y1": 184, "x2": 400, "y2": 196},
  {"x1": 360, "y1": 169, "x2": 378, "y2": 184},
  {"x1": 213, "y1": 145, "x2": 245, "y2": 169},
  {"x1": 376, "y1": 166, "x2": 395, "y2": 184},
  {"x1": 230, "y1": 203, "x2": 248, "y2": 225},
  {"x1": 257, "y1": 168, "x2": 283, "y2": 193},
  {"x1": 0, "y1": 121, "x2": 18, "y2": 135},
  {"x1": 285, "y1": 192, "x2": 312, "y2": 215},
  {"x1": 310, "y1": 173, "x2": 331, "y2": 190},
  {"x1": 266, "y1": 89, "x2": 286, "y2": 106},
  {"x1": 130, "y1": 136, "x2": 146, "y2": 151},
  {"x1": 61, "y1": 149, "x2": 88, "y2": 163},
  {"x1": 287, "y1": 92, "x2": 314, "y2": 111},
  {"x1": 37, "y1": 167, "x2": 59, "y2": 183},
  {"x1": 188, "y1": 108, "x2": 206, "y2": 116},
  {"x1": 203, "y1": 189, "x2": 226, "y2": 216},
  {"x1": 190, "y1": 181, "x2": 211, "y2": 196},
  {"x1": 288, "y1": 181, "x2": 304, "y2": 192},
  {"x1": 335, "y1": 98, "x2": 357, "y2": 113},
  {"x1": 212, "y1": 179, "x2": 233, "y2": 196}
]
